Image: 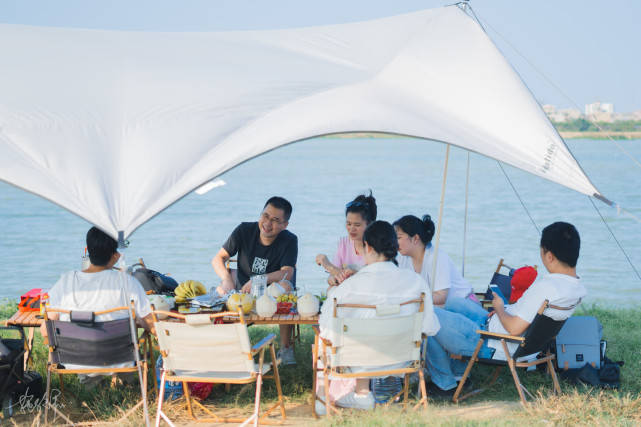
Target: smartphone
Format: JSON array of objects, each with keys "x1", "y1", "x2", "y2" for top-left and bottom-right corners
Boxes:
[{"x1": 489, "y1": 285, "x2": 509, "y2": 304}]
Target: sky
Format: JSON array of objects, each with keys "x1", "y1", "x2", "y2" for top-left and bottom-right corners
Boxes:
[{"x1": 1, "y1": 0, "x2": 640, "y2": 112}]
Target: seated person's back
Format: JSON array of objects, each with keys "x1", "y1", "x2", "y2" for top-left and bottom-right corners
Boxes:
[{"x1": 42, "y1": 227, "x2": 153, "y2": 370}]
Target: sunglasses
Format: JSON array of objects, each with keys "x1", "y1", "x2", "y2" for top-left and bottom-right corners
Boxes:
[{"x1": 345, "y1": 200, "x2": 365, "y2": 209}]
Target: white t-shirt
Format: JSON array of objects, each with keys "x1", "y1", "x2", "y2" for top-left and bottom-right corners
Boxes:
[
  {"x1": 488, "y1": 273, "x2": 586, "y2": 360},
  {"x1": 319, "y1": 261, "x2": 440, "y2": 343},
  {"x1": 398, "y1": 245, "x2": 472, "y2": 299},
  {"x1": 48, "y1": 270, "x2": 151, "y2": 321},
  {"x1": 47, "y1": 269, "x2": 152, "y2": 371}
]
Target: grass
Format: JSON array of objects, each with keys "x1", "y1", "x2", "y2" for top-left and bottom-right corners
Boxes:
[{"x1": 1, "y1": 303, "x2": 639, "y2": 425}]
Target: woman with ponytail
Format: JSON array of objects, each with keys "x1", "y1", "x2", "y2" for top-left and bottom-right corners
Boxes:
[
  {"x1": 316, "y1": 221, "x2": 439, "y2": 413},
  {"x1": 316, "y1": 192, "x2": 377, "y2": 286},
  {"x1": 394, "y1": 214, "x2": 476, "y2": 306}
]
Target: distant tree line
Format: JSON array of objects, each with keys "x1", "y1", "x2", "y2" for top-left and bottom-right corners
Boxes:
[{"x1": 553, "y1": 119, "x2": 641, "y2": 132}]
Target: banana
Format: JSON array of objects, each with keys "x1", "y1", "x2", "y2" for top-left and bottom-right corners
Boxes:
[{"x1": 175, "y1": 280, "x2": 206, "y2": 302}]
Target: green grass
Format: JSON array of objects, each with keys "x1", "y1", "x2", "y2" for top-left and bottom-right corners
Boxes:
[{"x1": 1, "y1": 304, "x2": 639, "y2": 425}]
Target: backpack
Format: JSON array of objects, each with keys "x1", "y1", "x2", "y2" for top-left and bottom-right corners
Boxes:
[
  {"x1": 555, "y1": 316, "x2": 603, "y2": 370},
  {"x1": 131, "y1": 265, "x2": 178, "y2": 295}
]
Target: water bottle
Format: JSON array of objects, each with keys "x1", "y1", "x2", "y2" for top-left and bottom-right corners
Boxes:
[
  {"x1": 371, "y1": 376, "x2": 403, "y2": 404},
  {"x1": 251, "y1": 274, "x2": 267, "y2": 299}
]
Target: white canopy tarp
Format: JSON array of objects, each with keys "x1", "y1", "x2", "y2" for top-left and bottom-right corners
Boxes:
[{"x1": 0, "y1": 5, "x2": 606, "y2": 240}]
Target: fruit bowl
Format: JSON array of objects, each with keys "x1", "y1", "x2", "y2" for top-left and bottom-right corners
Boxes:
[{"x1": 276, "y1": 302, "x2": 293, "y2": 314}]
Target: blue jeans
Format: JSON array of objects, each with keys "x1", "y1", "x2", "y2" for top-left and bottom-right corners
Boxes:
[{"x1": 426, "y1": 302, "x2": 494, "y2": 390}]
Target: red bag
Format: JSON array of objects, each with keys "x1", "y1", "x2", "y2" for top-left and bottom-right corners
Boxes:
[
  {"x1": 188, "y1": 382, "x2": 214, "y2": 400},
  {"x1": 19, "y1": 288, "x2": 46, "y2": 312}
]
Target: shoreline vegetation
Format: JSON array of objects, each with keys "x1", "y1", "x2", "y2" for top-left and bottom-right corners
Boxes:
[
  {"x1": 322, "y1": 131, "x2": 641, "y2": 140},
  {"x1": 322, "y1": 120, "x2": 641, "y2": 141},
  {"x1": 1, "y1": 302, "x2": 639, "y2": 425}
]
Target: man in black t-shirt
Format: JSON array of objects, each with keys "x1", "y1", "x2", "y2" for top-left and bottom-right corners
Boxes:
[{"x1": 212, "y1": 196, "x2": 298, "y2": 364}]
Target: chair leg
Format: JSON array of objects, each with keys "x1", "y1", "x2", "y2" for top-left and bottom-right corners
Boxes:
[
  {"x1": 183, "y1": 381, "x2": 196, "y2": 419},
  {"x1": 453, "y1": 338, "x2": 484, "y2": 403},
  {"x1": 311, "y1": 337, "x2": 319, "y2": 418},
  {"x1": 269, "y1": 343, "x2": 286, "y2": 420},
  {"x1": 44, "y1": 368, "x2": 51, "y2": 424},
  {"x1": 416, "y1": 368, "x2": 428, "y2": 410},
  {"x1": 253, "y1": 373, "x2": 262, "y2": 427},
  {"x1": 401, "y1": 374, "x2": 410, "y2": 410},
  {"x1": 547, "y1": 356, "x2": 561, "y2": 395},
  {"x1": 155, "y1": 371, "x2": 167, "y2": 427},
  {"x1": 501, "y1": 340, "x2": 527, "y2": 405}
]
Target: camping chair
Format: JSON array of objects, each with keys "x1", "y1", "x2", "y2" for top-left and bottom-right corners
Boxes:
[
  {"x1": 152, "y1": 308, "x2": 286, "y2": 427},
  {"x1": 475, "y1": 258, "x2": 514, "y2": 306},
  {"x1": 452, "y1": 299, "x2": 579, "y2": 406},
  {"x1": 42, "y1": 301, "x2": 149, "y2": 426},
  {"x1": 312, "y1": 293, "x2": 428, "y2": 417}
]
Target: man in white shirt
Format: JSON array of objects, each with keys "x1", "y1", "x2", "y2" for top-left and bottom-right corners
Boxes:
[
  {"x1": 41, "y1": 227, "x2": 154, "y2": 379},
  {"x1": 425, "y1": 222, "x2": 586, "y2": 396}
]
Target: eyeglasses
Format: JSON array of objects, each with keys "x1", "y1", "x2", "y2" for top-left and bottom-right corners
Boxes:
[{"x1": 261, "y1": 212, "x2": 285, "y2": 225}]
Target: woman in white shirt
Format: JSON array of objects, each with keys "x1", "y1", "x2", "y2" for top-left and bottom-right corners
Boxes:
[
  {"x1": 394, "y1": 214, "x2": 477, "y2": 306},
  {"x1": 318, "y1": 220, "x2": 439, "y2": 412}
]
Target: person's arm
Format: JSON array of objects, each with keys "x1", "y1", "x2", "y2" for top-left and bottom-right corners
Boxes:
[
  {"x1": 316, "y1": 254, "x2": 341, "y2": 277},
  {"x1": 491, "y1": 292, "x2": 530, "y2": 335},
  {"x1": 137, "y1": 313, "x2": 156, "y2": 336},
  {"x1": 212, "y1": 247, "x2": 235, "y2": 295}
]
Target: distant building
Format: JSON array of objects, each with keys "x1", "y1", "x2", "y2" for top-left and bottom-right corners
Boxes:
[
  {"x1": 543, "y1": 104, "x2": 582, "y2": 122},
  {"x1": 585, "y1": 101, "x2": 614, "y2": 115}
]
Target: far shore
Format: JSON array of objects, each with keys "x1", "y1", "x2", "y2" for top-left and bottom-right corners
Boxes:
[{"x1": 322, "y1": 131, "x2": 641, "y2": 140}]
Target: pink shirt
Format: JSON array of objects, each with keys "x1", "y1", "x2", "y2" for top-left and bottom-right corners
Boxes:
[{"x1": 331, "y1": 236, "x2": 365, "y2": 271}]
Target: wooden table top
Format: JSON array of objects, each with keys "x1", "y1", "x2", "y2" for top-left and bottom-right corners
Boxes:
[
  {"x1": 225, "y1": 313, "x2": 319, "y2": 325},
  {"x1": 6, "y1": 310, "x2": 42, "y2": 328},
  {"x1": 6, "y1": 309, "x2": 319, "y2": 327}
]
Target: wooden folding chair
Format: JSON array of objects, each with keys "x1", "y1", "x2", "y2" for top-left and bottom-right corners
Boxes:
[
  {"x1": 452, "y1": 299, "x2": 578, "y2": 405},
  {"x1": 42, "y1": 301, "x2": 149, "y2": 426},
  {"x1": 152, "y1": 309, "x2": 286, "y2": 426},
  {"x1": 475, "y1": 259, "x2": 538, "y2": 307},
  {"x1": 312, "y1": 293, "x2": 428, "y2": 418}
]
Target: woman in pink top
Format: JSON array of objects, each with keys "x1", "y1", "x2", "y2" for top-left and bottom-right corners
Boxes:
[{"x1": 316, "y1": 192, "x2": 377, "y2": 286}]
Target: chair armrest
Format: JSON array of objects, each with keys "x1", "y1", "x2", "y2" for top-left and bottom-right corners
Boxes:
[
  {"x1": 478, "y1": 330, "x2": 525, "y2": 342},
  {"x1": 251, "y1": 333, "x2": 276, "y2": 355}
]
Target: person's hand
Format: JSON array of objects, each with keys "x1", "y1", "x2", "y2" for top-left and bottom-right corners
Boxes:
[
  {"x1": 334, "y1": 268, "x2": 355, "y2": 285},
  {"x1": 241, "y1": 280, "x2": 253, "y2": 294},
  {"x1": 276, "y1": 280, "x2": 292, "y2": 293},
  {"x1": 316, "y1": 254, "x2": 328, "y2": 267},
  {"x1": 491, "y1": 292, "x2": 504, "y2": 312},
  {"x1": 216, "y1": 278, "x2": 235, "y2": 296}
]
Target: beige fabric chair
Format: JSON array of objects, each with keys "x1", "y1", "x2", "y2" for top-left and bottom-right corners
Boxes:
[
  {"x1": 312, "y1": 294, "x2": 428, "y2": 417},
  {"x1": 152, "y1": 309, "x2": 285, "y2": 426}
]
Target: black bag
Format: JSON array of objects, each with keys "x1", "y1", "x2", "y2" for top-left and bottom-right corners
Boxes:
[
  {"x1": 132, "y1": 266, "x2": 178, "y2": 295},
  {"x1": 559, "y1": 357, "x2": 623, "y2": 389}
]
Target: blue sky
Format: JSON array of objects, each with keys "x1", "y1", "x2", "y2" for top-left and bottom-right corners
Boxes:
[{"x1": 2, "y1": 0, "x2": 639, "y2": 112}]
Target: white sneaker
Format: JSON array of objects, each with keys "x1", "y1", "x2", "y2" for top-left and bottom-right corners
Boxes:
[
  {"x1": 335, "y1": 391, "x2": 375, "y2": 410},
  {"x1": 315, "y1": 400, "x2": 327, "y2": 416},
  {"x1": 277, "y1": 347, "x2": 296, "y2": 365}
]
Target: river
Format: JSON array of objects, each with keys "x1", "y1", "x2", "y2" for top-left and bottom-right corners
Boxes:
[{"x1": 1, "y1": 138, "x2": 639, "y2": 306}]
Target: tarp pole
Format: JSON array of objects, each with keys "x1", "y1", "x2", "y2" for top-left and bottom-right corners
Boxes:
[
  {"x1": 431, "y1": 144, "x2": 450, "y2": 292},
  {"x1": 462, "y1": 151, "x2": 470, "y2": 276}
]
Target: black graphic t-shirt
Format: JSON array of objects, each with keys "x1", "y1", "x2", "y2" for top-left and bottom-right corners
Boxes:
[{"x1": 222, "y1": 222, "x2": 298, "y2": 287}]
